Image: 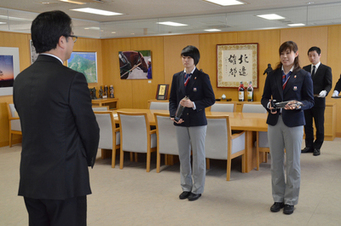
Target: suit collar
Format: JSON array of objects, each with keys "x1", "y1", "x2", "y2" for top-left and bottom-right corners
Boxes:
[{"x1": 36, "y1": 54, "x2": 64, "y2": 65}]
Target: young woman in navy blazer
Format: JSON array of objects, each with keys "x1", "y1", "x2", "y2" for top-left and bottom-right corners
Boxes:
[{"x1": 261, "y1": 41, "x2": 314, "y2": 215}]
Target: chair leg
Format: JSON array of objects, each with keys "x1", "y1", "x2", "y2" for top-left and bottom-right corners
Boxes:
[
  {"x1": 226, "y1": 158, "x2": 232, "y2": 181},
  {"x1": 111, "y1": 148, "x2": 116, "y2": 168},
  {"x1": 135, "y1": 153, "x2": 138, "y2": 162},
  {"x1": 156, "y1": 151, "x2": 161, "y2": 173},
  {"x1": 146, "y1": 150, "x2": 151, "y2": 172},
  {"x1": 130, "y1": 152, "x2": 133, "y2": 162},
  {"x1": 206, "y1": 158, "x2": 210, "y2": 170},
  {"x1": 120, "y1": 148, "x2": 124, "y2": 169}
]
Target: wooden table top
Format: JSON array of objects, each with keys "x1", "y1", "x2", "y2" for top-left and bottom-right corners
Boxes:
[{"x1": 113, "y1": 108, "x2": 268, "y2": 132}]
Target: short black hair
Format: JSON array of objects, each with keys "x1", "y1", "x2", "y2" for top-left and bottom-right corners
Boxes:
[
  {"x1": 31, "y1": 10, "x2": 72, "y2": 53},
  {"x1": 181, "y1": 45, "x2": 200, "y2": 65},
  {"x1": 308, "y1": 46, "x2": 321, "y2": 55}
]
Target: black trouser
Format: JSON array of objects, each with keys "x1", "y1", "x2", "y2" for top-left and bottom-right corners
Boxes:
[
  {"x1": 304, "y1": 106, "x2": 325, "y2": 150},
  {"x1": 24, "y1": 196, "x2": 86, "y2": 226}
]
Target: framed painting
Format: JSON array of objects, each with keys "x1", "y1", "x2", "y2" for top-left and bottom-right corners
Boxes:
[
  {"x1": 119, "y1": 50, "x2": 151, "y2": 79},
  {"x1": 67, "y1": 52, "x2": 97, "y2": 83},
  {"x1": 0, "y1": 47, "x2": 20, "y2": 96},
  {"x1": 217, "y1": 43, "x2": 258, "y2": 88}
]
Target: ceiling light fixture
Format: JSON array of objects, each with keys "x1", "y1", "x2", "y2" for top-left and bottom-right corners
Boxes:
[
  {"x1": 288, "y1": 23, "x2": 305, "y2": 27},
  {"x1": 84, "y1": 27, "x2": 101, "y2": 30},
  {"x1": 256, "y1": 14, "x2": 285, "y2": 20},
  {"x1": 205, "y1": 29, "x2": 222, "y2": 32},
  {"x1": 204, "y1": 0, "x2": 244, "y2": 6},
  {"x1": 59, "y1": 0, "x2": 85, "y2": 5},
  {"x1": 156, "y1": 21, "x2": 188, "y2": 27},
  {"x1": 71, "y1": 8, "x2": 122, "y2": 16}
]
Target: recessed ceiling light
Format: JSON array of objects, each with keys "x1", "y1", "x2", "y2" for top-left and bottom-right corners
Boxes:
[
  {"x1": 60, "y1": 0, "x2": 85, "y2": 4},
  {"x1": 288, "y1": 23, "x2": 305, "y2": 27},
  {"x1": 71, "y1": 8, "x2": 122, "y2": 16},
  {"x1": 0, "y1": 22, "x2": 6, "y2": 24},
  {"x1": 84, "y1": 27, "x2": 101, "y2": 30},
  {"x1": 257, "y1": 14, "x2": 285, "y2": 20},
  {"x1": 205, "y1": 29, "x2": 222, "y2": 32},
  {"x1": 204, "y1": 0, "x2": 244, "y2": 6},
  {"x1": 156, "y1": 21, "x2": 188, "y2": 27}
]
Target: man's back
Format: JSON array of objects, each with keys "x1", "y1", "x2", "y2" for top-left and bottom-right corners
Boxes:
[{"x1": 14, "y1": 54, "x2": 99, "y2": 200}]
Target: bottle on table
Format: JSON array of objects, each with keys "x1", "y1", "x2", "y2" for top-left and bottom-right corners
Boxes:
[
  {"x1": 247, "y1": 81, "x2": 253, "y2": 102},
  {"x1": 238, "y1": 81, "x2": 245, "y2": 102}
]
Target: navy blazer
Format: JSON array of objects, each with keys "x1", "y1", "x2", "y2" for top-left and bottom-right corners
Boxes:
[
  {"x1": 14, "y1": 55, "x2": 99, "y2": 199},
  {"x1": 261, "y1": 68, "x2": 314, "y2": 127},
  {"x1": 303, "y1": 64, "x2": 332, "y2": 107},
  {"x1": 169, "y1": 68, "x2": 215, "y2": 127}
]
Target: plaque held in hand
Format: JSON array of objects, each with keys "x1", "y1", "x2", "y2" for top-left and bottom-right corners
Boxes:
[{"x1": 174, "y1": 96, "x2": 189, "y2": 122}]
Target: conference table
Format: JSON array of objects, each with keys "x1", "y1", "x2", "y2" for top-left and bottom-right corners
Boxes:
[{"x1": 113, "y1": 108, "x2": 268, "y2": 173}]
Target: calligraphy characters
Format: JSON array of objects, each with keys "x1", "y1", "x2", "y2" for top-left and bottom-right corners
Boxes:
[{"x1": 226, "y1": 54, "x2": 249, "y2": 77}]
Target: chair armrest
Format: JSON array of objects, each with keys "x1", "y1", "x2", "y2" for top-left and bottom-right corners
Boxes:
[
  {"x1": 231, "y1": 131, "x2": 245, "y2": 139},
  {"x1": 9, "y1": 117, "x2": 20, "y2": 120}
]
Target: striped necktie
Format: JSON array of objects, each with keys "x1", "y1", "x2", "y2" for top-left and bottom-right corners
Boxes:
[{"x1": 184, "y1": 73, "x2": 191, "y2": 86}]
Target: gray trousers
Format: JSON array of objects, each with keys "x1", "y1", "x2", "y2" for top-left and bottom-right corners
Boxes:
[
  {"x1": 268, "y1": 116, "x2": 303, "y2": 205},
  {"x1": 176, "y1": 126, "x2": 206, "y2": 195}
]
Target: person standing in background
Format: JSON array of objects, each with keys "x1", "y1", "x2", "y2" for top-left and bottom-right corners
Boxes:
[
  {"x1": 14, "y1": 10, "x2": 99, "y2": 226},
  {"x1": 169, "y1": 45, "x2": 215, "y2": 201},
  {"x1": 301, "y1": 46, "x2": 332, "y2": 156},
  {"x1": 261, "y1": 41, "x2": 314, "y2": 215}
]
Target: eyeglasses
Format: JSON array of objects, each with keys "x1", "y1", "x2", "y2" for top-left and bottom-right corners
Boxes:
[{"x1": 65, "y1": 34, "x2": 78, "y2": 43}]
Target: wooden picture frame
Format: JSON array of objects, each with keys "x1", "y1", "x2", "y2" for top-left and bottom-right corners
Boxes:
[
  {"x1": 156, "y1": 84, "x2": 169, "y2": 100},
  {"x1": 217, "y1": 43, "x2": 258, "y2": 88}
]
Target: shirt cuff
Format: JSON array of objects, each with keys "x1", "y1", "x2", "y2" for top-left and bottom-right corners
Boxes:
[{"x1": 192, "y1": 102, "x2": 196, "y2": 110}]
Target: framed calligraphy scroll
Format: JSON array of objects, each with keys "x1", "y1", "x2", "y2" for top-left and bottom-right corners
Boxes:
[{"x1": 217, "y1": 43, "x2": 258, "y2": 88}]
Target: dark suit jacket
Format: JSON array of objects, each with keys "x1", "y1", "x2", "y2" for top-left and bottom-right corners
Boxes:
[
  {"x1": 169, "y1": 68, "x2": 215, "y2": 127},
  {"x1": 334, "y1": 74, "x2": 341, "y2": 92},
  {"x1": 303, "y1": 64, "x2": 332, "y2": 107},
  {"x1": 261, "y1": 68, "x2": 314, "y2": 127},
  {"x1": 14, "y1": 55, "x2": 100, "y2": 200}
]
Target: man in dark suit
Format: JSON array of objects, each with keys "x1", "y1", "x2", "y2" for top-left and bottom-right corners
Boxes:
[
  {"x1": 13, "y1": 11, "x2": 99, "y2": 226},
  {"x1": 169, "y1": 45, "x2": 215, "y2": 201},
  {"x1": 302, "y1": 46, "x2": 332, "y2": 156}
]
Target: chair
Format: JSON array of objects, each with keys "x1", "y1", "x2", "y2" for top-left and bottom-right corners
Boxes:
[
  {"x1": 149, "y1": 101, "x2": 169, "y2": 110},
  {"x1": 242, "y1": 103, "x2": 269, "y2": 171},
  {"x1": 92, "y1": 106, "x2": 109, "y2": 111},
  {"x1": 154, "y1": 113, "x2": 178, "y2": 173},
  {"x1": 94, "y1": 111, "x2": 120, "y2": 168},
  {"x1": 205, "y1": 115, "x2": 246, "y2": 181},
  {"x1": 117, "y1": 111, "x2": 157, "y2": 172},
  {"x1": 6, "y1": 103, "x2": 22, "y2": 147},
  {"x1": 210, "y1": 103, "x2": 235, "y2": 112}
]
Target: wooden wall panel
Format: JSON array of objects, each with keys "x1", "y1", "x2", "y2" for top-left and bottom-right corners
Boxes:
[
  {"x1": 327, "y1": 25, "x2": 341, "y2": 136},
  {"x1": 280, "y1": 26, "x2": 328, "y2": 66}
]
